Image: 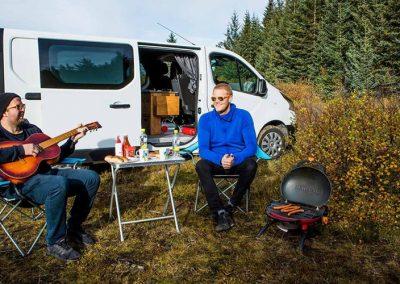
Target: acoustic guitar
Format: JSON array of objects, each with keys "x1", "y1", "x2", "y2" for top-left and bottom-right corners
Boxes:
[{"x1": 0, "y1": 121, "x2": 101, "y2": 184}]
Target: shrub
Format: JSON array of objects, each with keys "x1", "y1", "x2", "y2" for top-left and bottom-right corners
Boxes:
[{"x1": 276, "y1": 83, "x2": 400, "y2": 241}]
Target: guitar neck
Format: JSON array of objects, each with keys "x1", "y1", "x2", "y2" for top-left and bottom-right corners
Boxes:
[{"x1": 39, "y1": 129, "x2": 78, "y2": 149}]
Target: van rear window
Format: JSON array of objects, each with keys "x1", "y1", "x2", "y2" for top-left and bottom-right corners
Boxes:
[{"x1": 39, "y1": 39, "x2": 134, "y2": 89}]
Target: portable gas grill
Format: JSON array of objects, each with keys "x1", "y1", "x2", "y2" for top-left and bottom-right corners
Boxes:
[{"x1": 257, "y1": 160, "x2": 331, "y2": 251}]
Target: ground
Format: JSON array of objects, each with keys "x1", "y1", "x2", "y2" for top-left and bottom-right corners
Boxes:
[{"x1": 0, "y1": 160, "x2": 399, "y2": 283}]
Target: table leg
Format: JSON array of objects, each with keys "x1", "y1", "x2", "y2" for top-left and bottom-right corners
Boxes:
[
  {"x1": 109, "y1": 164, "x2": 115, "y2": 220},
  {"x1": 162, "y1": 164, "x2": 179, "y2": 215},
  {"x1": 164, "y1": 164, "x2": 180, "y2": 233},
  {"x1": 111, "y1": 168, "x2": 125, "y2": 241}
]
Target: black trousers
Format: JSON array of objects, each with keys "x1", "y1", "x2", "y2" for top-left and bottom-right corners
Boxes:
[{"x1": 195, "y1": 158, "x2": 258, "y2": 215}]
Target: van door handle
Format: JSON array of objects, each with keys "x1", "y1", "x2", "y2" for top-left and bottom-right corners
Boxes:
[
  {"x1": 25, "y1": 93, "x2": 41, "y2": 100},
  {"x1": 109, "y1": 103, "x2": 131, "y2": 109}
]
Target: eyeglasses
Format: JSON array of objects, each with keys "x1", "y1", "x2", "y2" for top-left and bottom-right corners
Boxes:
[
  {"x1": 6, "y1": 103, "x2": 26, "y2": 112},
  {"x1": 211, "y1": 96, "x2": 230, "y2": 102}
]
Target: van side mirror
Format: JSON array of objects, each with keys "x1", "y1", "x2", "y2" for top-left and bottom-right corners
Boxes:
[{"x1": 257, "y1": 78, "x2": 267, "y2": 96}]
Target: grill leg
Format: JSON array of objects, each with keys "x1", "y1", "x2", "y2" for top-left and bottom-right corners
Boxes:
[
  {"x1": 257, "y1": 217, "x2": 275, "y2": 238},
  {"x1": 299, "y1": 230, "x2": 308, "y2": 252}
]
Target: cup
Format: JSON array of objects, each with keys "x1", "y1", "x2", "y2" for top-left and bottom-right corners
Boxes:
[
  {"x1": 136, "y1": 148, "x2": 149, "y2": 161},
  {"x1": 159, "y1": 148, "x2": 171, "y2": 160}
]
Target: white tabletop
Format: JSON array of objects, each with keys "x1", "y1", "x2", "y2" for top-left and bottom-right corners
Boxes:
[{"x1": 109, "y1": 156, "x2": 186, "y2": 170}]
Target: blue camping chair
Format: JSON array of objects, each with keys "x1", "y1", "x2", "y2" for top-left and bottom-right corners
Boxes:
[
  {"x1": 0, "y1": 158, "x2": 85, "y2": 256},
  {"x1": 180, "y1": 143, "x2": 271, "y2": 213}
]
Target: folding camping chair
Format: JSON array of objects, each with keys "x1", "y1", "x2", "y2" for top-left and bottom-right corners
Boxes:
[
  {"x1": 180, "y1": 143, "x2": 271, "y2": 213},
  {"x1": 0, "y1": 158, "x2": 85, "y2": 256},
  {"x1": 0, "y1": 180, "x2": 47, "y2": 256}
]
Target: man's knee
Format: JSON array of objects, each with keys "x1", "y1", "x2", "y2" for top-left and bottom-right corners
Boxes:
[
  {"x1": 49, "y1": 176, "x2": 68, "y2": 197},
  {"x1": 79, "y1": 169, "x2": 100, "y2": 195},
  {"x1": 195, "y1": 159, "x2": 212, "y2": 174},
  {"x1": 242, "y1": 158, "x2": 258, "y2": 174},
  {"x1": 85, "y1": 169, "x2": 100, "y2": 187}
]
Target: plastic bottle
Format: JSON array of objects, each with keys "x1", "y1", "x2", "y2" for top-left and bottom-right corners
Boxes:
[
  {"x1": 122, "y1": 135, "x2": 131, "y2": 157},
  {"x1": 140, "y1": 129, "x2": 148, "y2": 150},
  {"x1": 172, "y1": 129, "x2": 180, "y2": 156},
  {"x1": 115, "y1": 135, "x2": 123, "y2": 156}
]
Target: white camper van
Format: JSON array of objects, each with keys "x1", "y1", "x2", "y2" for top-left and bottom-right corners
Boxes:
[{"x1": 0, "y1": 28, "x2": 295, "y2": 162}]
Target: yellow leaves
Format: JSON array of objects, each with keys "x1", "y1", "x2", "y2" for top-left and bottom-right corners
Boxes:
[{"x1": 276, "y1": 85, "x2": 400, "y2": 238}]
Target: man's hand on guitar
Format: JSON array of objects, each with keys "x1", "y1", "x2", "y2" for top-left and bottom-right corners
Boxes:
[
  {"x1": 71, "y1": 124, "x2": 89, "y2": 143},
  {"x1": 23, "y1": 143, "x2": 42, "y2": 157}
]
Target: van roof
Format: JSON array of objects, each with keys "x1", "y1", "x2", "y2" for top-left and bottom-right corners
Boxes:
[{"x1": 3, "y1": 27, "x2": 203, "y2": 50}]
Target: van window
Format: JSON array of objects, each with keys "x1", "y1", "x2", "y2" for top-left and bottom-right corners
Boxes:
[
  {"x1": 210, "y1": 53, "x2": 258, "y2": 95},
  {"x1": 39, "y1": 39, "x2": 134, "y2": 89}
]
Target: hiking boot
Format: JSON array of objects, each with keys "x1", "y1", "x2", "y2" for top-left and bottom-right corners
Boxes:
[
  {"x1": 47, "y1": 238, "x2": 81, "y2": 261},
  {"x1": 67, "y1": 228, "x2": 96, "y2": 246},
  {"x1": 215, "y1": 210, "x2": 235, "y2": 232},
  {"x1": 225, "y1": 203, "x2": 236, "y2": 215}
]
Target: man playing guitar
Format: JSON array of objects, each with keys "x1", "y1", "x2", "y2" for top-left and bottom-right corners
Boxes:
[{"x1": 0, "y1": 92, "x2": 100, "y2": 261}]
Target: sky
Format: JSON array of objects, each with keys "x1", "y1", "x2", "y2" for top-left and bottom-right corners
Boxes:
[{"x1": 0, "y1": 0, "x2": 266, "y2": 46}]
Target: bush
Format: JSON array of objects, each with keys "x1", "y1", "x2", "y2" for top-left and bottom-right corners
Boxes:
[{"x1": 276, "y1": 83, "x2": 400, "y2": 241}]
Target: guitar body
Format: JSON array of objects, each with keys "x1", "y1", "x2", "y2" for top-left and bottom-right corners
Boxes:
[{"x1": 0, "y1": 133, "x2": 61, "y2": 184}]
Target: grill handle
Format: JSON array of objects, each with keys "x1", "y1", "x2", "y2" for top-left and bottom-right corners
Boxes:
[{"x1": 293, "y1": 160, "x2": 326, "y2": 173}]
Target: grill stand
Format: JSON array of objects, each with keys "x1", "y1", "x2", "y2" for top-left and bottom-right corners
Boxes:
[{"x1": 257, "y1": 215, "x2": 312, "y2": 252}]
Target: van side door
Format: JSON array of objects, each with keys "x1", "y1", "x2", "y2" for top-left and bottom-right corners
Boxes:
[{"x1": 37, "y1": 38, "x2": 141, "y2": 150}]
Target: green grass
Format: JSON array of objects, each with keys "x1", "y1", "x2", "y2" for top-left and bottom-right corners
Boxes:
[{"x1": 0, "y1": 160, "x2": 399, "y2": 283}]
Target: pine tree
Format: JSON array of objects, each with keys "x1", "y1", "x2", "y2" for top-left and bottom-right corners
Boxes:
[
  {"x1": 166, "y1": 32, "x2": 177, "y2": 43},
  {"x1": 220, "y1": 0, "x2": 400, "y2": 95},
  {"x1": 256, "y1": 2, "x2": 287, "y2": 82},
  {"x1": 217, "y1": 11, "x2": 240, "y2": 50},
  {"x1": 374, "y1": 0, "x2": 400, "y2": 94},
  {"x1": 235, "y1": 12, "x2": 263, "y2": 66},
  {"x1": 262, "y1": 0, "x2": 275, "y2": 28}
]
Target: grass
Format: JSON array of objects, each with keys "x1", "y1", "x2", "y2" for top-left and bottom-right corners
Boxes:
[{"x1": 0, "y1": 158, "x2": 399, "y2": 283}]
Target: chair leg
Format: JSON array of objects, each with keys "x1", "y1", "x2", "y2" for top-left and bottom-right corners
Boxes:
[
  {"x1": 194, "y1": 181, "x2": 201, "y2": 212},
  {"x1": 0, "y1": 221, "x2": 25, "y2": 256},
  {"x1": 27, "y1": 222, "x2": 47, "y2": 255},
  {"x1": 194, "y1": 181, "x2": 210, "y2": 212},
  {"x1": 245, "y1": 190, "x2": 249, "y2": 213}
]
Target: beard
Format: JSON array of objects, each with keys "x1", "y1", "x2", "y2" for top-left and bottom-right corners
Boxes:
[
  {"x1": 217, "y1": 103, "x2": 230, "y2": 114},
  {"x1": 16, "y1": 114, "x2": 25, "y2": 126}
]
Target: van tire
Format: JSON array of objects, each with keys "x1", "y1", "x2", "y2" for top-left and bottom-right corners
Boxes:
[{"x1": 258, "y1": 125, "x2": 288, "y2": 159}]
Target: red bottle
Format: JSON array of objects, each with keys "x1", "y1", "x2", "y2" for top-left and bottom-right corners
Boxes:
[
  {"x1": 122, "y1": 135, "x2": 131, "y2": 158},
  {"x1": 115, "y1": 136, "x2": 123, "y2": 156}
]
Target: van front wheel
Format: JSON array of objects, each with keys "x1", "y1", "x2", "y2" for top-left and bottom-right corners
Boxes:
[{"x1": 258, "y1": 125, "x2": 287, "y2": 159}]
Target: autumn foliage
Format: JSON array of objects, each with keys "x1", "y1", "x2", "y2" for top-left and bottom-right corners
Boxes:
[{"x1": 277, "y1": 83, "x2": 400, "y2": 241}]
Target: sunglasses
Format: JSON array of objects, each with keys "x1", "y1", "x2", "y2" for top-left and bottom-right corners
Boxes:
[
  {"x1": 7, "y1": 103, "x2": 26, "y2": 112},
  {"x1": 211, "y1": 96, "x2": 230, "y2": 102}
]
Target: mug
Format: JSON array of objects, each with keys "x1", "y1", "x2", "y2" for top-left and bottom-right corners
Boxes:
[
  {"x1": 159, "y1": 148, "x2": 172, "y2": 160},
  {"x1": 136, "y1": 148, "x2": 149, "y2": 161}
]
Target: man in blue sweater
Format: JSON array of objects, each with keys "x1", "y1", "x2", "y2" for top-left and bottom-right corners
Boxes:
[{"x1": 196, "y1": 83, "x2": 257, "y2": 232}]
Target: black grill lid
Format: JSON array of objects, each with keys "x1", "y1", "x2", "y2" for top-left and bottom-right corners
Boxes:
[{"x1": 280, "y1": 164, "x2": 331, "y2": 207}]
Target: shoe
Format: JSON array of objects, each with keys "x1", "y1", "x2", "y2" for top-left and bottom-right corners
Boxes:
[
  {"x1": 225, "y1": 203, "x2": 236, "y2": 215},
  {"x1": 215, "y1": 210, "x2": 235, "y2": 232},
  {"x1": 47, "y1": 238, "x2": 81, "y2": 261},
  {"x1": 67, "y1": 228, "x2": 96, "y2": 246}
]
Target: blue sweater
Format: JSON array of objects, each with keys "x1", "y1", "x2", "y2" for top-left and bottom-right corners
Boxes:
[{"x1": 198, "y1": 103, "x2": 257, "y2": 166}]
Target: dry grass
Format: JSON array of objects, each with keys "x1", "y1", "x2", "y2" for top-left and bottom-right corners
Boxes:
[{"x1": 0, "y1": 159, "x2": 399, "y2": 283}]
